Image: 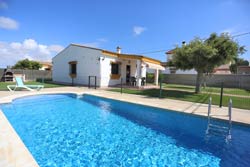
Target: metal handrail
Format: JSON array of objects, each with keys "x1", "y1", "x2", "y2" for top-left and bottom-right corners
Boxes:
[
  {"x1": 227, "y1": 99, "x2": 232, "y2": 140},
  {"x1": 206, "y1": 97, "x2": 212, "y2": 135},
  {"x1": 206, "y1": 97, "x2": 233, "y2": 142},
  {"x1": 88, "y1": 76, "x2": 97, "y2": 89}
]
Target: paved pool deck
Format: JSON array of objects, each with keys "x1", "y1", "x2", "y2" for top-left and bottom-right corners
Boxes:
[{"x1": 0, "y1": 87, "x2": 249, "y2": 167}]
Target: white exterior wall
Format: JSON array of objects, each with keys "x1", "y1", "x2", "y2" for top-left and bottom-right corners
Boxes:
[
  {"x1": 100, "y1": 57, "x2": 138, "y2": 86},
  {"x1": 53, "y1": 45, "x2": 148, "y2": 87},
  {"x1": 175, "y1": 69, "x2": 197, "y2": 74},
  {"x1": 161, "y1": 68, "x2": 197, "y2": 74},
  {"x1": 120, "y1": 59, "x2": 127, "y2": 82},
  {"x1": 52, "y1": 45, "x2": 102, "y2": 86},
  {"x1": 120, "y1": 59, "x2": 137, "y2": 80},
  {"x1": 130, "y1": 60, "x2": 137, "y2": 77},
  {"x1": 141, "y1": 63, "x2": 147, "y2": 77},
  {"x1": 100, "y1": 56, "x2": 119, "y2": 86}
]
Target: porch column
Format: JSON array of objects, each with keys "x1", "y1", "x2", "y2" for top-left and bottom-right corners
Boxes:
[
  {"x1": 136, "y1": 60, "x2": 142, "y2": 87},
  {"x1": 154, "y1": 69, "x2": 159, "y2": 86}
]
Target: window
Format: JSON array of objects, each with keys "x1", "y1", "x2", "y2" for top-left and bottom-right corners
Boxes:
[
  {"x1": 69, "y1": 61, "x2": 77, "y2": 76},
  {"x1": 111, "y1": 63, "x2": 119, "y2": 74},
  {"x1": 110, "y1": 62, "x2": 121, "y2": 79},
  {"x1": 70, "y1": 64, "x2": 77, "y2": 74}
]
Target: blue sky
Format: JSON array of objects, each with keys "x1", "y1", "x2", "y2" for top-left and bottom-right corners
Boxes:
[{"x1": 0, "y1": 0, "x2": 249, "y2": 67}]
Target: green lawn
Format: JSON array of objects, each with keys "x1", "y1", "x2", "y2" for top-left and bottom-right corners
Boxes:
[
  {"x1": 163, "y1": 84, "x2": 250, "y2": 96},
  {"x1": 0, "y1": 81, "x2": 65, "y2": 91},
  {"x1": 109, "y1": 88, "x2": 250, "y2": 110}
]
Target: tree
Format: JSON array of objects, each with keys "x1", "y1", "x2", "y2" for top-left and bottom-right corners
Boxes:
[
  {"x1": 13, "y1": 59, "x2": 42, "y2": 70},
  {"x1": 170, "y1": 33, "x2": 245, "y2": 93},
  {"x1": 230, "y1": 58, "x2": 249, "y2": 74},
  {"x1": 31, "y1": 61, "x2": 43, "y2": 70}
]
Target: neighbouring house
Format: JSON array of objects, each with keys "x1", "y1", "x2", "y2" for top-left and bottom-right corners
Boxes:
[
  {"x1": 163, "y1": 48, "x2": 231, "y2": 74},
  {"x1": 213, "y1": 64, "x2": 231, "y2": 74},
  {"x1": 162, "y1": 49, "x2": 197, "y2": 74},
  {"x1": 52, "y1": 44, "x2": 165, "y2": 87},
  {"x1": 237, "y1": 66, "x2": 250, "y2": 74},
  {"x1": 39, "y1": 61, "x2": 52, "y2": 71}
]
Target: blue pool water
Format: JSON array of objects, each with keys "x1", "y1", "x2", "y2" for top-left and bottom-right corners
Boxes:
[{"x1": 1, "y1": 94, "x2": 250, "y2": 167}]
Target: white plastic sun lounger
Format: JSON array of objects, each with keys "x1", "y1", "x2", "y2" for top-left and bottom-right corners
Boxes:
[{"x1": 7, "y1": 77, "x2": 44, "y2": 91}]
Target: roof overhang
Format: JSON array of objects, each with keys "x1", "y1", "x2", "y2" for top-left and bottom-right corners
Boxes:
[
  {"x1": 143, "y1": 62, "x2": 165, "y2": 70},
  {"x1": 102, "y1": 50, "x2": 163, "y2": 66},
  {"x1": 70, "y1": 44, "x2": 164, "y2": 67}
]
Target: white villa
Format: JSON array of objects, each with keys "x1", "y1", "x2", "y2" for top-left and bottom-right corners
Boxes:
[{"x1": 52, "y1": 44, "x2": 165, "y2": 87}]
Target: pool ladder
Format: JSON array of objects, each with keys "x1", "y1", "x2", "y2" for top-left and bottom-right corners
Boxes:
[{"x1": 205, "y1": 97, "x2": 232, "y2": 142}]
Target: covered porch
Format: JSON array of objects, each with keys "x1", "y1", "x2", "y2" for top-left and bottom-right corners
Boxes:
[{"x1": 114, "y1": 54, "x2": 165, "y2": 87}]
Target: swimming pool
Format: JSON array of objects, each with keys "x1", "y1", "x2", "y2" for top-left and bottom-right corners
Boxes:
[{"x1": 1, "y1": 94, "x2": 250, "y2": 167}]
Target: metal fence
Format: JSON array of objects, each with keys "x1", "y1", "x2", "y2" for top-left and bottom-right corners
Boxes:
[
  {"x1": 162, "y1": 74, "x2": 250, "y2": 110},
  {"x1": 200, "y1": 79, "x2": 250, "y2": 110},
  {"x1": 162, "y1": 74, "x2": 250, "y2": 89},
  {"x1": 116, "y1": 74, "x2": 250, "y2": 110}
]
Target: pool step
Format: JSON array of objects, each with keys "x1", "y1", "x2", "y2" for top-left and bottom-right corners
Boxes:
[
  {"x1": 205, "y1": 97, "x2": 232, "y2": 142},
  {"x1": 206, "y1": 124, "x2": 230, "y2": 136},
  {"x1": 208, "y1": 124, "x2": 229, "y2": 132}
]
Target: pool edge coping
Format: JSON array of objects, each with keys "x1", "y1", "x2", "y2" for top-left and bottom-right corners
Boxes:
[
  {"x1": 0, "y1": 90, "x2": 249, "y2": 167},
  {"x1": 0, "y1": 91, "x2": 82, "y2": 167},
  {"x1": 1, "y1": 90, "x2": 250, "y2": 126},
  {"x1": 84, "y1": 93, "x2": 250, "y2": 127},
  {"x1": 0, "y1": 110, "x2": 39, "y2": 167}
]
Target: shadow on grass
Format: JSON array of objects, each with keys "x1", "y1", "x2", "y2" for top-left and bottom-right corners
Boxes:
[
  {"x1": 163, "y1": 85, "x2": 195, "y2": 90},
  {"x1": 122, "y1": 89, "x2": 211, "y2": 104},
  {"x1": 109, "y1": 88, "x2": 250, "y2": 110}
]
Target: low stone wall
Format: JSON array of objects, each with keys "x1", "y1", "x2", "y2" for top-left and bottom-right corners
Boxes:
[
  {"x1": 0, "y1": 68, "x2": 52, "y2": 82},
  {"x1": 0, "y1": 69, "x2": 4, "y2": 79},
  {"x1": 12, "y1": 69, "x2": 52, "y2": 81},
  {"x1": 163, "y1": 74, "x2": 250, "y2": 89}
]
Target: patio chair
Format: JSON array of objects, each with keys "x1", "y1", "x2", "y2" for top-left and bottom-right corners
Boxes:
[
  {"x1": 130, "y1": 77, "x2": 137, "y2": 86},
  {"x1": 7, "y1": 77, "x2": 44, "y2": 91},
  {"x1": 141, "y1": 77, "x2": 146, "y2": 86}
]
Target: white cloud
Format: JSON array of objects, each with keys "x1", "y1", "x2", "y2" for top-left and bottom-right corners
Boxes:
[
  {"x1": 38, "y1": 44, "x2": 50, "y2": 55},
  {"x1": 0, "y1": 39, "x2": 64, "y2": 67},
  {"x1": 0, "y1": 1, "x2": 8, "y2": 9},
  {"x1": 23, "y1": 39, "x2": 38, "y2": 50},
  {"x1": 133, "y1": 26, "x2": 146, "y2": 36},
  {"x1": 0, "y1": 16, "x2": 19, "y2": 30},
  {"x1": 10, "y1": 42, "x2": 22, "y2": 49}
]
